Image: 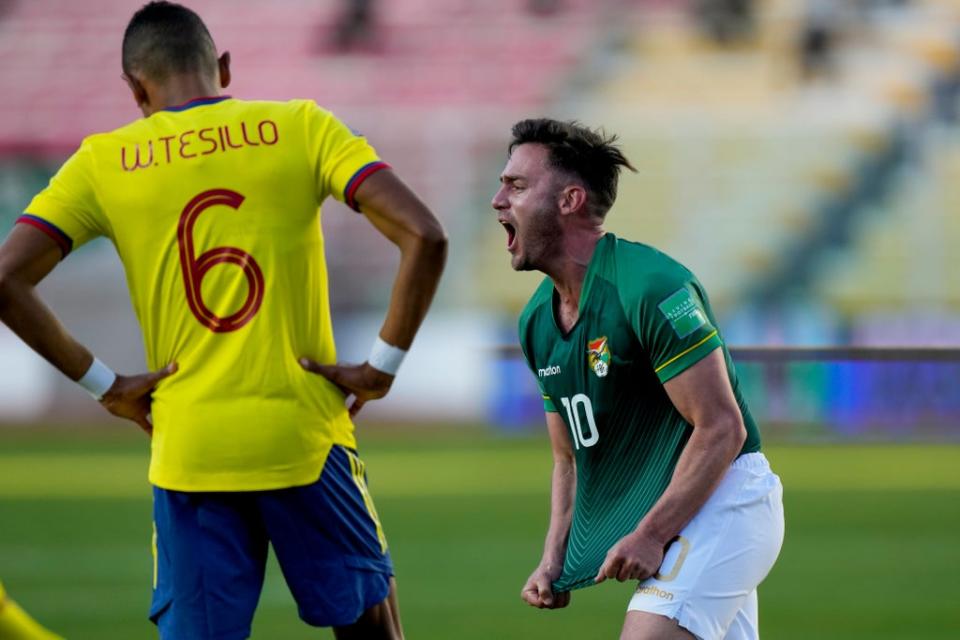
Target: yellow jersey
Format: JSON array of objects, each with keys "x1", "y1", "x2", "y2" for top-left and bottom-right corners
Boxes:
[{"x1": 21, "y1": 96, "x2": 389, "y2": 491}]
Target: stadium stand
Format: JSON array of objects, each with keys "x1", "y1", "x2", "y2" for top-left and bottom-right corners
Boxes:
[
  {"x1": 0, "y1": 0, "x2": 601, "y2": 147},
  {"x1": 0, "y1": 0, "x2": 610, "y2": 307},
  {"x1": 786, "y1": 0, "x2": 960, "y2": 340},
  {"x1": 473, "y1": 0, "x2": 960, "y2": 344},
  {"x1": 477, "y1": 0, "x2": 887, "y2": 315}
]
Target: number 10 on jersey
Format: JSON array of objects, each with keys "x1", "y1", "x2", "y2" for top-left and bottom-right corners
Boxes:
[{"x1": 559, "y1": 394, "x2": 599, "y2": 449}]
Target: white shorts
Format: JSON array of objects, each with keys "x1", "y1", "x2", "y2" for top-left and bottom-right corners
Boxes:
[{"x1": 627, "y1": 452, "x2": 785, "y2": 640}]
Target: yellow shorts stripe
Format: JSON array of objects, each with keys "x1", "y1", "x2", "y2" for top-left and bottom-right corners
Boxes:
[
  {"x1": 151, "y1": 522, "x2": 158, "y2": 590},
  {"x1": 347, "y1": 451, "x2": 388, "y2": 554}
]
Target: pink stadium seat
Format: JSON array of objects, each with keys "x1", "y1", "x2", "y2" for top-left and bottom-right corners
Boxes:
[{"x1": 0, "y1": 0, "x2": 604, "y2": 153}]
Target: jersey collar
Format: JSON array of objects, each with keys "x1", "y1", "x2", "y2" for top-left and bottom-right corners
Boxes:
[
  {"x1": 577, "y1": 232, "x2": 613, "y2": 317},
  {"x1": 550, "y1": 232, "x2": 613, "y2": 338},
  {"x1": 162, "y1": 95, "x2": 232, "y2": 112}
]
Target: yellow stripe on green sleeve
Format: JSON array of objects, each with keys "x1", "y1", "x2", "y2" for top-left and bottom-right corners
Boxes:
[
  {"x1": 654, "y1": 331, "x2": 721, "y2": 383},
  {"x1": 543, "y1": 394, "x2": 558, "y2": 413}
]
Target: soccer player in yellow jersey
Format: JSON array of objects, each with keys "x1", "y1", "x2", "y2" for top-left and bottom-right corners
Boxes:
[
  {"x1": 0, "y1": 581, "x2": 64, "y2": 640},
  {"x1": 0, "y1": 2, "x2": 446, "y2": 638}
]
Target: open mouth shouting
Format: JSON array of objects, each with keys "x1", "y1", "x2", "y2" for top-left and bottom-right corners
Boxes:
[{"x1": 501, "y1": 220, "x2": 518, "y2": 253}]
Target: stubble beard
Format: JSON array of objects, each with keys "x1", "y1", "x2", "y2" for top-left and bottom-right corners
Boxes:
[{"x1": 512, "y1": 203, "x2": 563, "y2": 272}]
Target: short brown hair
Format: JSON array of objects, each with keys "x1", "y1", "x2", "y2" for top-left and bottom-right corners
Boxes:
[{"x1": 509, "y1": 118, "x2": 636, "y2": 216}]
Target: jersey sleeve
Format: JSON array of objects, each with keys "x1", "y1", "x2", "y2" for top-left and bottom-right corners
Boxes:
[
  {"x1": 19, "y1": 141, "x2": 107, "y2": 256},
  {"x1": 535, "y1": 376, "x2": 557, "y2": 413},
  {"x1": 622, "y1": 269, "x2": 722, "y2": 384},
  {"x1": 518, "y1": 308, "x2": 558, "y2": 413},
  {"x1": 304, "y1": 102, "x2": 389, "y2": 211}
]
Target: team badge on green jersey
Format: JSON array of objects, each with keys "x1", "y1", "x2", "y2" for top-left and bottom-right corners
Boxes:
[
  {"x1": 587, "y1": 336, "x2": 611, "y2": 378},
  {"x1": 658, "y1": 288, "x2": 707, "y2": 338}
]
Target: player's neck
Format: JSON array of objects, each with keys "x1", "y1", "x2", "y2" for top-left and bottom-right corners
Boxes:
[
  {"x1": 546, "y1": 229, "x2": 605, "y2": 313},
  {"x1": 147, "y1": 76, "x2": 222, "y2": 114}
]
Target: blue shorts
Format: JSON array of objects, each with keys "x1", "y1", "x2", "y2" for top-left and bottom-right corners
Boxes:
[{"x1": 149, "y1": 445, "x2": 393, "y2": 640}]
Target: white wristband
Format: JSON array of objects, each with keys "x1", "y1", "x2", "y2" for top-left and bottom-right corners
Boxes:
[
  {"x1": 77, "y1": 357, "x2": 117, "y2": 400},
  {"x1": 368, "y1": 336, "x2": 406, "y2": 376}
]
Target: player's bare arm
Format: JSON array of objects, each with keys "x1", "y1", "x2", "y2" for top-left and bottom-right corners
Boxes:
[
  {"x1": 300, "y1": 168, "x2": 447, "y2": 416},
  {"x1": 522, "y1": 411, "x2": 576, "y2": 610},
  {"x1": 595, "y1": 348, "x2": 746, "y2": 583},
  {"x1": 0, "y1": 224, "x2": 176, "y2": 435}
]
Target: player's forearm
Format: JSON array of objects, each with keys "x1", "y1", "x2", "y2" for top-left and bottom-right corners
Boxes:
[
  {"x1": 377, "y1": 226, "x2": 447, "y2": 349},
  {"x1": 0, "y1": 276, "x2": 93, "y2": 381},
  {"x1": 541, "y1": 456, "x2": 575, "y2": 567},
  {"x1": 351, "y1": 168, "x2": 448, "y2": 349},
  {"x1": 634, "y1": 416, "x2": 745, "y2": 546}
]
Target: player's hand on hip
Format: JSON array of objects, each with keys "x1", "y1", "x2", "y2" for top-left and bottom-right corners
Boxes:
[
  {"x1": 299, "y1": 359, "x2": 394, "y2": 418},
  {"x1": 595, "y1": 530, "x2": 666, "y2": 584},
  {"x1": 521, "y1": 564, "x2": 570, "y2": 609},
  {"x1": 99, "y1": 362, "x2": 178, "y2": 437}
]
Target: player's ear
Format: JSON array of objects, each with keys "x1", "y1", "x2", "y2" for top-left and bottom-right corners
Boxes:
[
  {"x1": 122, "y1": 73, "x2": 150, "y2": 111},
  {"x1": 558, "y1": 184, "x2": 588, "y2": 217},
  {"x1": 218, "y1": 51, "x2": 231, "y2": 89}
]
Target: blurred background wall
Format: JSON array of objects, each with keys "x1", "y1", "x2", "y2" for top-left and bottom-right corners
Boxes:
[{"x1": 1, "y1": 0, "x2": 959, "y2": 437}]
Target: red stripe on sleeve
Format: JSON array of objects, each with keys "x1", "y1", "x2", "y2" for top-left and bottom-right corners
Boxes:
[
  {"x1": 16, "y1": 215, "x2": 73, "y2": 257},
  {"x1": 344, "y1": 162, "x2": 390, "y2": 212}
]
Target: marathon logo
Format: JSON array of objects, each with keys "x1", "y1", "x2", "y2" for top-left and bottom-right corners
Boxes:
[{"x1": 635, "y1": 585, "x2": 674, "y2": 601}]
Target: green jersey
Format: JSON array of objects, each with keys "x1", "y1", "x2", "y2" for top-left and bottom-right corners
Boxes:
[{"x1": 518, "y1": 233, "x2": 761, "y2": 592}]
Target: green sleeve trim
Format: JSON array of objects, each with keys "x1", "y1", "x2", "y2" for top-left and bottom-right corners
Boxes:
[{"x1": 655, "y1": 331, "x2": 721, "y2": 383}]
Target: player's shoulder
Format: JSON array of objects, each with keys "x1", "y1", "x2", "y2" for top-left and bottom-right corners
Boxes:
[
  {"x1": 608, "y1": 234, "x2": 689, "y2": 275},
  {"x1": 237, "y1": 97, "x2": 331, "y2": 117},
  {"x1": 253, "y1": 99, "x2": 359, "y2": 137},
  {"x1": 606, "y1": 233, "x2": 699, "y2": 304},
  {"x1": 242, "y1": 98, "x2": 347, "y2": 127},
  {"x1": 189, "y1": 97, "x2": 334, "y2": 123},
  {"x1": 99, "y1": 98, "x2": 328, "y2": 134},
  {"x1": 518, "y1": 276, "x2": 554, "y2": 333},
  {"x1": 74, "y1": 125, "x2": 124, "y2": 153}
]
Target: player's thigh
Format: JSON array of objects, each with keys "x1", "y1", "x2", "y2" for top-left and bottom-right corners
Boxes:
[
  {"x1": 333, "y1": 577, "x2": 403, "y2": 640},
  {"x1": 621, "y1": 611, "x2": 696, "y2": 640},
  {"x1": 259, "y1": 445, "x2": 395, "y2": 628},
  {"x1": 151, "y1": 488, "x2": 269, "y2": 640},
  {"x1": 628, "y1": 453, "x2": 784, "y2": 640}
]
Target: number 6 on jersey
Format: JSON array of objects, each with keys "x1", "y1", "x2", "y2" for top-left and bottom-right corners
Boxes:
[
  {"x1": 559, "y1": 393, "x2": 599, "y2": 449},
  {"x1": 177, "y1": 188, "x2": 265, "y2": 333}
]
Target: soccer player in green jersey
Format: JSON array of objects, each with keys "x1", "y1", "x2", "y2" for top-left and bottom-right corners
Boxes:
[{"x1": 493, "y1": 119, "x2": 785, "y2": 640}]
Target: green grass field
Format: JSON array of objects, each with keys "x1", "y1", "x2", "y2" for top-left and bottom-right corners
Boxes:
[{"x1": 1, "y1": 428, "x2": 958, "y2": 639}]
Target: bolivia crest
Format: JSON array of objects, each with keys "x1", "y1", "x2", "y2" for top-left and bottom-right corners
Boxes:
[{"x1": 586, "y1": 336, "x2": 611, "y2": 378}]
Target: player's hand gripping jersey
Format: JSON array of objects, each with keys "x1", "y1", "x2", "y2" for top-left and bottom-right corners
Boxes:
[
  {"x1": 21, "y1": 97, "x2": 389, "y2": 491},
  {"x1": 518, "y1": 233, "x2": 762, "y2": 592}
]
